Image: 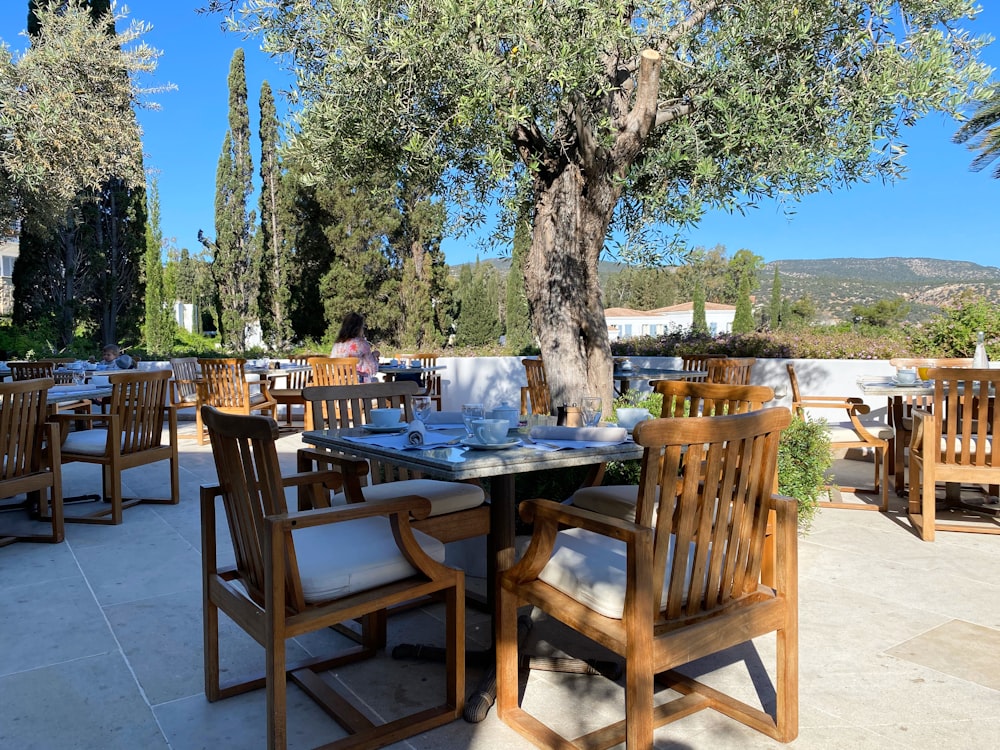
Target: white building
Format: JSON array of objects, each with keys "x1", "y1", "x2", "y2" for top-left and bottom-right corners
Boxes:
[{"x1": 604, "y1": 301, "x2": 737, "y2": 341}]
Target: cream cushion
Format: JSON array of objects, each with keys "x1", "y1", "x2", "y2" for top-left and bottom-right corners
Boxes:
[
  {"x1": 337, "y1": 478, "x2": 485, "y2": 518},
  {"x1": 293, "y1": 515, "x2": 445, "y2": 603},
  {"x1": 61, "y1": 430, "x2": 126, "y2": 456},
  {"x1": 569, "y1": 484, "x2": 660, "y2": 524},
  {"x1": 537, "y1": 526, "x2": 695, "y2": 620},
  {"x1": 827, "y1": 421, "x2": 894, "y2": 443}
]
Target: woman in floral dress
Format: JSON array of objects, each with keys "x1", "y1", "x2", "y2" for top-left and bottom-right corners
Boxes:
[{"x1": 330, "y1": 311, "x2": 380, "y2": 382}]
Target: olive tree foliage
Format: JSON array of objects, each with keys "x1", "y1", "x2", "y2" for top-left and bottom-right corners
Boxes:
[
  {"x1": 0, "y1": 0, "x2": 162, "y2": 233},
  {"x1": 207, "y1": 0, "x2": 991, "y2": 405}
]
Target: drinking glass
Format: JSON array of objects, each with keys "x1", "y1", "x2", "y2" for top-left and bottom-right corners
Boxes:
[
  {"x1": 72, "y1": 369, "x2": 85, "y2": 386},
  {"x1": 917, "y1": 366, "x2": 930, "y2": 381},
  {"x1": 461, "y1": 403, "x2": 485, "y2": 436},
  {"x1": 581, "y1": 396, "x2": 602, "y2": 427},
  {"x1": 412, "y1": 395, "x2": 433, "y2": 423}
]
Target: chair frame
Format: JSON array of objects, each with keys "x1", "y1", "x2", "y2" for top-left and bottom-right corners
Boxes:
[
  {"x1": 414, "y1": 351, "x2": 443, "y2": 409},
  {"x1": 908, "y1": 367, "x2": 1000, "y2": 541},
  {"x1": 0, "y1": 378, "x2": 63, "y2": 546},
  {"x1": 521, "y1": 358, "x2": 551, "y2": 416},
  {"x1": 679, "y1": 354, "x2": 725, "y2": 383},
  {"x1": 201, "y1": 406, "x2": 464, "y2": 749},
  {"x1": 497, "y1": 408, "x2": 798, "y2": 747},
  {"x1": 787, "y1": 363, "x2": 890, "y2": 511},
  {"x1": 269, "y1": 354, "x2": 318, "y2": 427},
  {"x1": 706, "y1": 357, "x2": 756, "y2": 385},
  {"x1": 10, "y1": 360, "x2": 91, "y2": 420},
  {"x1": 52, "y1": 370, "x2": 179, "y2": 525},
  {"x1": 195, "y1": 358, "x2": 277, "y2": 445}
]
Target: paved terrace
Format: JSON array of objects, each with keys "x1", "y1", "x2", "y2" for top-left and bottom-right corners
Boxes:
[{"x1": 2, "y1": 426, "x2": 999, "y2": 749}]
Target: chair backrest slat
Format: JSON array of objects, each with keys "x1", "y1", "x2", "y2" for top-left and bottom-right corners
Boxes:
[
  {"x1": 927, "y1": 367, "x2": 998, "y2": 468},
  {"x1": 706, "y1": 357, "x2": 756, "y2": 385},
  {"x1": 169, "y1": 357, "x2": 200, "y2": 402},
  {"x1": 633, "y1": 408, "x2": 790, "y2": 620},
  {"x1": 679, "y1": 354, "x2": 724, "y2": 383},
  {"x1": 0, "y1": 378, "x2": 53, "y2": 481},
  {"x1": 652, "y1": 380, "x2": 774, "y2": 418},
  {"x1": 9, "y1": 361, "x2": 56, "y2": 382},
  {"x1": 106, "y1": 371, "x2": 170, "y2": 454},
  {"x1": 309, "y1": 357, "x2": 360, "y2": 387},
  {"x1": 198, "y1": 358, "x2": 251, "y2": 409},
  {"x1": 522, "y1": 358, "x2": 551, "y2": 416}
]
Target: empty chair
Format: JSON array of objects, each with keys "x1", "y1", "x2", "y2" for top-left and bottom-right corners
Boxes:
[
  {"x1": 908, "y1": 367, "x2": 1000, "y2": 541},
  {"x1": 0, "y1": 378, "x2": 63, "y2": 545},
  {"x1": 414, "y1": 351, "x2": 444, "y2": 409},
  {"x1": 200, "y1": 405, "x2": 464, "y2": 749},
  {"x1": 520, "y1": 358, "x2": 551, "y2": 416},
  {"x1": 308, "y1": 356, "x2": 360, "y2": 386},
  {"x1": 10, "y1": 360, "x2": 91, "y2": 420},
  {"x1": 786, "y1": 362, "x2": 893, "y2": 511},
  {"x1": 168, "y1": 357, "x2": 201, "y2": 438},
  {"x1": 679, "y1": 353, "x2": 724, "y2": 382},
  {"x1": 195, "y1": 358, "x2": 277, "y2": 445},
  {"x1": 53, "y1": 370, "x2": 179, "y2": 525},
  {"x1": 269, "y1": 354, "x2": 317, "y2": 427},
  {"x1": 707, "y1": 356, "x2": 756, "y2": 385},
  {"x1": 497, "y1": 408, "x2": 797, "y2": 747}
]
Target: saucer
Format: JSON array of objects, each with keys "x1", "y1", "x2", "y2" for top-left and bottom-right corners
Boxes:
[
  {"x1": 460, "y1": 437, "x2": 522, "y2": 450},
  {"x1": 363, "y1": 424, "x2": 406, "y2": 433}
]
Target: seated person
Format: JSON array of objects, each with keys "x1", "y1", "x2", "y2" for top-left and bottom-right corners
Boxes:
[{"x1": 95, "y1": 344, "x2": 134, "y2": 370}]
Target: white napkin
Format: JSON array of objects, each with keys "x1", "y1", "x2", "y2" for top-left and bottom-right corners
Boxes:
[
  {"x1": 406, "y1": 420, "x2": 427, "y2": 446},
  {"x1": 529, "y1": 426, "x2": 628, "y2": 443}
]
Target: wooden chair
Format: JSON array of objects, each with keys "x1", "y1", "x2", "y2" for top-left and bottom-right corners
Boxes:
[
  {"x1": 887, "y1": 357, "x2": 972, "y2": 495},
  {"x1": 497, "y1": 408, "x2": 797, "y2": 747},
  {"x1": 195, "y1": 358, "x2": 277, "y2": 445},
  {"x1": 200, "y1": 406, "x2": 465, "y2": 750},
  {"x1": 0, "y1": 378, "x2": 63, "y2": 546},
  {"x1": 414, "y1": 352, "x2": 443, "y2": 409},
  {"x1": 167, "y1": 357, "x2": 201, "y2": 440},
  {"x1": 908, "y1": 367, "x2": 1000, "y2": 541},
  {"x1": 786, "y1": 363, "x2": 893, "y2": 511},
  {"x1": 570, "y1": 381, "x2": 775, "y2": 522},
  {"x1": 269, "y1": 354, "x2": 317, "y2": 428},
  {"x1": 521, "y1": 358, "x2": 551, "y2": 416},
  {"x1": 309, "y1": 356, "x2": 360, "y2": 386},
  {"x1": 52, "y1": 370, "x2": 179, "y2": 526},
  {"x1": 10, "y1": 360, "x2": 91, "y2": 421},
  {"x1": 679, "y1": 353, "x2": 724, "y2": 383},
  {"x1": 707, "y1": 356, "x2": 756, "y2": 385},
  {"x1": 297, "y1": 381, "x2": 489, "y2": 546}
]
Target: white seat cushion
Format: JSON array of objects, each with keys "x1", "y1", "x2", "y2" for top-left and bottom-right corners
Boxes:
[
  {"x1": 569, "y1": 485, "x2": 660, "y2": 524},
  {"x1": 538, "y1": 526, "x2": 695, "y2": 620},
  {"x1": 62, "y1": 430, "x2": 116, "y2": 456},
  {"x1": 827, "y1": 421, "x2": 894, "y2": 443},
  {"x1": 249, "y1": 392, "x2": 270, "y2": 407},
  {"x1": 937, "y1": 435, "x2": 993, "y2": 456},
  {"x1": 346, "y1": 478, "x2": 485, "y2": 517},
  {"x1": 293, "y1": 515, "x2": 445, "y2": 603}
]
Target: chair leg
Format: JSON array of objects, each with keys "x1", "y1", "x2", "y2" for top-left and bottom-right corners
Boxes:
[
  {"x1": 495, "y1": 586, "x2": 520, "y2": 719},
  {"x1": 197, "y1": 407, "x2": 206, "y2": 445}
]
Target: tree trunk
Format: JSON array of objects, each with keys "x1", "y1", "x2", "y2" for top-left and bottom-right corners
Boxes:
[{"x1": 525, "y1": 163, "x2": 616, "y2": 413}]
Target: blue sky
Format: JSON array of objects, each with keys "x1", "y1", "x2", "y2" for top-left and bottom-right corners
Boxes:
[{"x1": 2, "y1": 2, "x2": 998, "y2": 269}]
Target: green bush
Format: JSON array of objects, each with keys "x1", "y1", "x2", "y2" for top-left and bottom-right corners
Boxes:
[{"x1": 777, "y1": 415, "x2": 832, "y2": 530}]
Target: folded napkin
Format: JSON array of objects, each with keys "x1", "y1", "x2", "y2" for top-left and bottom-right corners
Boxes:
[
  {"x1": 405, "y1": 420, "x2": 427, "y2": 446},
  {"x1": 529, "y1": 425, "x2": 628, "y2": 443},
  {"x1": 345, "y1": 429, "x2": 459, "y2": 451}
]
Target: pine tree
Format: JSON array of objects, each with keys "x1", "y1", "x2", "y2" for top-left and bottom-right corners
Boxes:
[
  {"x1": 257, "y1": 80, "x2": 292, "y2": 348},
  {"x1": 142, "y1": 179, "x2": 175, "y2": 355},
  {"x1": 732, "y1": 276, "x2": 755, "y2": 334},
  {"x1": 691, "y1": 281, "x2": 708, "y2": 335},
  {"x1": 212, "y1": 49, "x2": 258, "y2": 351},
  {"x1": 505, "y1": 200, "x2": 534, "y2": 353},
  {"x1": 769, "y1": 265, "x2": 782, "y2": 330}
]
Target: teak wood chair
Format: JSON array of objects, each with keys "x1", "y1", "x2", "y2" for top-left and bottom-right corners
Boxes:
[
  {"x1": 10, "y1": 360, "x2": 92, "y2": 421},
  {"x1": 195, "y1": 358, "x2": 277, "y2": 445},
  {"x1": 679, "y1": 354, "x2": 725, "y2": 382},
  {"x1": 414, "y1": 351, "x2": 444, "y2": 409},
  {"x1": 520, "y1": 358, "x2": 551, "y2": 416},
  {"x1": 308, "y1": 356, "x2": 360, "y2": 386},
  {"x1": 497, "y1": 408, "x2": 798, "y2": 747},
  {"x1": 269, "y1": 354, "x2": 318, "y2": 428},
  {"x1": 297, "y1": 381, "x2": 488, "y2": 546},
  {"x1": 200, "y1": 406, "x2": 465, "y2": 750},
  {"x1": 908, "y1": 367, "x2": 1000, "y2": 541},
  {"x1": 52, "y1": 370, "x2": 179, "y2": 526},
  {"x1": 707, "y1": 356, "x2": 756, "y2": 385},
  {"x1": 786, "y1": 363, "x2": 893, "y2": 511},
  {"x1": 887, "y1": 357, "x2": 972, "y2": 495},
  {"x1": 570, "y1": 381, "x2": 775, "y2": 522},
  {"x1": 0, "y1": 378, "x2": 63, "y2": 546}
]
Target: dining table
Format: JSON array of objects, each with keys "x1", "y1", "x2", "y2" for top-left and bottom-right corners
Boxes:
[
  {"x1": 613, "y1": 366, "x2": 706, "y2": 395},
  {"x1": 378, "y1": 363, "x2": 446, "y2": 382},
  {"x1": 857, "y1": 377, "x2": 934, "y2": 495}
]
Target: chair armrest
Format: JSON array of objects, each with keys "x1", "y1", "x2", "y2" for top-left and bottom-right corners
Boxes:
[
  {"x1": 910, "y1": 407, "x2": 933, "y2": 451},
  {"x1": 269, "y1": 494, "x2": 433, "y2": 529},
  {"x1": 797, "y1": 397, "x2": 870, "y2": 414}
]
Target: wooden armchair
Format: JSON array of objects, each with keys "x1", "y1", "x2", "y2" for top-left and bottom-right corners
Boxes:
[
  {"x1": 520, "y1": 358, "x2": 551, "y2": 416},
  {"x1": 414, "y1": 351, "x2": 443, "y2": 409},
  {"x1": 200, "y1": 406, "x2": 464, "y2": 749},
  {"x1": 195, "y1": 358, "x2": 277, "y2": 445},
  {"x1": 908, "y1": 367, "x2": 1000, "y2": 541},
  {"x1": 298, "y1": 381, "x2": 488, "y2": 546},
  {"x1": 269, "y1": 354, "x2": 317, "y2": 428},
  {"x1": 497, "y1": 408, "x2": 797, "y2": 747},
  {"x1": 787, "y1": 363, "x2": 893, "y2": 511},
  {"x1": 308, "y1": 356, "x2": 360, "y2": 386},
  {"x1": 570, "y1": 381, "x2": 775, "y2": 522},
  {"x1": 0, "y1": 378, "x2": 63, "y2": 546},
  {"x1": 707, "y1": 356, "x2": 756, "y2": 385},
  {"x1": 10, "y1": 360, "x2": 91, "y2": 420},
  {"x1": 52, "y1": 370, "x2": 179, "y2": 525},
  {"x1": 887, "y1": 357, "x2": 972, "y2": 495},
  {"x1": 680, "y1": 353, "x2": 724, "y2": 382}
]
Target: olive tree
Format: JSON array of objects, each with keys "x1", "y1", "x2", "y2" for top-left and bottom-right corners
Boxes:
[{"x1": 209, "y1": 0, "x2": 991, "y2": 406}]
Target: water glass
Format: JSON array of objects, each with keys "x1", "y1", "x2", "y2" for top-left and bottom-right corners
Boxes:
[
  {"x1": 581, "y1": 396, "x2": 602, "y2": 427},
  {"x1": 72, "y1": 369, "x2": 85, "y2": 386},
  {"x1": 412, "y1": 395, "x2": 433, "y2": 423},
  {"x1": 461, "y1": 403, "x2": 485, "y2": 436}
]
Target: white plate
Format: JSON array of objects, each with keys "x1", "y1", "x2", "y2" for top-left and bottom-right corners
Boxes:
[
  {"x1": 460, "y1": 437, "x2": 522, "y2": 450},
  {"x1": 890, "y1": 378, "x2": 921, "y2": 387},
  {"x1": 363, "y1": 424, "x2": 406, "y2": 433}
]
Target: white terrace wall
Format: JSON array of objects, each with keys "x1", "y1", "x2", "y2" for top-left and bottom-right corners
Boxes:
[{"x1": 435, "y1": 355, "x2": 905, "y2": 424}]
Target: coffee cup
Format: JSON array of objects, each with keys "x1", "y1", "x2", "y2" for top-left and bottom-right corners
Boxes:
[
  {"x1": 472, "y1": 418, "x2": 509, "y2": 444},
  {"x1": 896, "y1": 369, "x2": 917, "y2": 384},
  {"x1": 370, "y1": 408, "x2": 402, "y2": 427}
]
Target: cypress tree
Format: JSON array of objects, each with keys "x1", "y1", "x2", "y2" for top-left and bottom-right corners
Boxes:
[
  {"x1": 212, "y1": 49, "x2": 258, "y2": 351},
  {"x1": 769, "y1": 265, "x2": 782, "y2": 330},
  {"x1": 142, "y1": 179, "x2": 175, "y2": 355},
  {"x1": 732, "y1": 276, "x2": 755, "y2": 334},
  {"x1": 691, "y1": 281, "x2": 708, "y2": 335}
]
